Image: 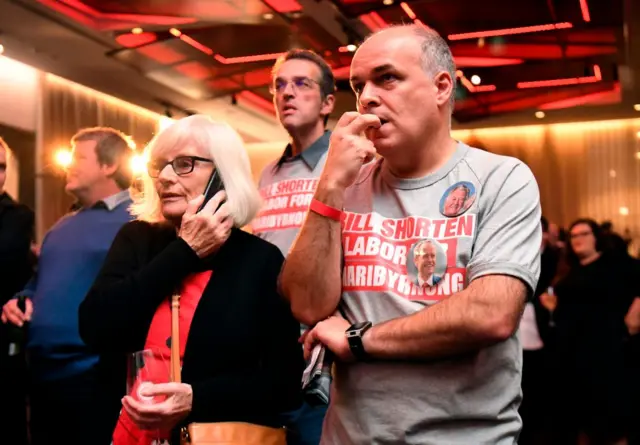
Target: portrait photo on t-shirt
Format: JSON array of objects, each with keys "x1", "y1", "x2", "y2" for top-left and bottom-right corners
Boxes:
[
  {"x1": 439, "y1": 181, "x2": 476, "y2": 217},
  {"x1": 407, "y1": 238, "x2": 448, "y2": 288}
]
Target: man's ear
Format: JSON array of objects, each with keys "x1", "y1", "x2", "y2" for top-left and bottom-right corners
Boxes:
[
  {"x1": 320, "y1": 94, "x2": 336, "y2": 120},
  {"x1": 100, "y1": 161, "x2": 119, "y2": 179},
  {"x1": 433, "y1": 71, "x2": 454, "y2": 108}
]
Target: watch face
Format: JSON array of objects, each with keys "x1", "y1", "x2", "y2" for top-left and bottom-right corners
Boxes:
[{"x1": 349, "y1": 322, "x2": 370, "y2": 333}]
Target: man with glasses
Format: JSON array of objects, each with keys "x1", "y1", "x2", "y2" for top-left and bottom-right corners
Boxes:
[
  {"x1": 1, "y1": 127, "x2": 135, "y2": 445},
  {"x1": 252, "y1": 49, "x2": 336, "y2": 445}
]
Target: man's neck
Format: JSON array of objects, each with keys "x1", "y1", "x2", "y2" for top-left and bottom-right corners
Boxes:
[
  {"x1": 386, "y1": 124, "x2": 457, "y2": 179},
  {"x1": 76, "y1": 182, "x2": 123, "y2": 209},
  {"x1": 288, "y1": 122, "x2": 325, "y2": 157}
]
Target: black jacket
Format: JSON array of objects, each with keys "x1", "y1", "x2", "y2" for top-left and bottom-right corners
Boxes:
[
  {"x1": 0, "y1": 192, "x2": 34, "y2": 305},
  {"x1": 79, "y1": 220, "x2": 304, "y2": 437}
]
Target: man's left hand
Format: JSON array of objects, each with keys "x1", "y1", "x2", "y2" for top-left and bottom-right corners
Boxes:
[
  {"x1": 122, "y1": 382, "x2": 193, "y2": 430},
  {"x1": 301, "y1": 316, "x2": 353, "y2": 362}
]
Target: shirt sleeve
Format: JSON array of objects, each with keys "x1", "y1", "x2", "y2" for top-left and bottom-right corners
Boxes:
[{"x1": 466, "y1": 161, "x2": 542, "y2": 294}]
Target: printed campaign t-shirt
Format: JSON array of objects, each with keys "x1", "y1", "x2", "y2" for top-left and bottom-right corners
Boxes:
[
  {"x1": 321, "y1": 142, "x2": 542, "y2": 445},
  {"x1": 253, "y1": 131, "x2": 330, "y2": 255}
]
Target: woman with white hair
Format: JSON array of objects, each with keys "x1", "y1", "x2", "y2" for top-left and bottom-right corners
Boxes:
[{"x1": 79, "y1": 115, "x2": 303, "y2": 444}]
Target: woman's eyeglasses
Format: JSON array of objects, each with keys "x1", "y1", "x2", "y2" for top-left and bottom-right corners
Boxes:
[{"x1": 147, "y1": 156, "x2": 213, "y2": 179}]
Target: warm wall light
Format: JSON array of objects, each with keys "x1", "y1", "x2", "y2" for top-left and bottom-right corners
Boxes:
[
  {"x1": 635, "y1": 151, "x2": 640, "y2": 160},
  {"x1": 263, "y1": 13, "x2": 274, "y2": 20},
  {"x1": 609, "y1": 169, "x2": 617, "y2": 178},
  {"x1": 55, "y1": 149, "x2": 72, "y2": 168},
  {"x1": 130, "y1": 153, "x2": 147, "y2": 176},
  {"x1": 635, "y1": 104, "x2": 640, "y2": 111},
  {"x1": 535, "y1": 111, "x2": 545, "y2": 119},
  {"x1": 619, "y1": 206, "x2": 629, "y2": 216}
]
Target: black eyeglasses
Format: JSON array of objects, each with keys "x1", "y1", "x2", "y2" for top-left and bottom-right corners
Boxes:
[
  {"x1": 270, "y1": 76, "x2": 320, "y2": 95},
  {"x1": 147, "y1": 156, "x2": 213, "y2": 178}
]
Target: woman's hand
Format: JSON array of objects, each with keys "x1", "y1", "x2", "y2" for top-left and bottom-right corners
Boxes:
[
  {"x1": 539, "y1": 292, "x2": 557, "y2": 312},
  {"x1": 179, "y1": 191, "x2": 233, "y2": 258},
  {"x1": 122, "y1": 382, "x2": 193, "y2": 431}
]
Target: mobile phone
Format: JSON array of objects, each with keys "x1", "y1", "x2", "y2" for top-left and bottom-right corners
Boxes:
[{"x1": 197, "y1": 169, "x2": 225, "y2": 212}]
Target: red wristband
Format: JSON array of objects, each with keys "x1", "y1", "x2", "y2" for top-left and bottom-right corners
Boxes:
[{"x1": 309, "y1": 198, "x2": 342, "y2": 222}]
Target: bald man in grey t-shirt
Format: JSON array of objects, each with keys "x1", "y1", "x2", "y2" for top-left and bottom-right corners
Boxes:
[{"x1": 280, "y1": 25, "x2": 541, "y2": 445}]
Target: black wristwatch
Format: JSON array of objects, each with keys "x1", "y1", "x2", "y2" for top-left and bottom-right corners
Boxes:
[{"x1": 346, "y1": 321, "x2": 372, "y2": 361}]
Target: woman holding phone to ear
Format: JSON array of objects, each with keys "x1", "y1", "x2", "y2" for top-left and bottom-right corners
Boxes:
[{"x1": 79, "y1": 115, "x2": 304, "y2": 444}]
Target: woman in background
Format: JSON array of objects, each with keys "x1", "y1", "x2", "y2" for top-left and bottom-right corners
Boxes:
[
  {"x1": 549, "y1": 218, "x2": 636, "y2": 445},
  {"x1": 79, "y1": 115, "x2": 304, "y2": 444}
]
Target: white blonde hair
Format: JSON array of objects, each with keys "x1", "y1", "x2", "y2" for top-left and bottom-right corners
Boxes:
[{"x1": 130, "y1": 115, "x2": 261, "y2": 227}]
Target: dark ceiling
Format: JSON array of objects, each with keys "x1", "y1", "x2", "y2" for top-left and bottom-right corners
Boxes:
[{"x1": 3, "y1": 0, "x2": 640, "y2": 128}]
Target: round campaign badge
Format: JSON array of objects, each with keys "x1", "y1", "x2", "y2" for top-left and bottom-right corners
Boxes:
[
  {"x1": 407, "y1": 238, "x2": 447, "y2": 288},
  {"x1": 439, "y1": 181, "x2": 476, "y2": 217}
]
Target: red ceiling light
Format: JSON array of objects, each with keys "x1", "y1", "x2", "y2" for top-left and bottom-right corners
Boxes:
[
  {"x1": 400, "y1": 2, "x2": 416, "y2": 20},
  {"x1": 517, "y1": 64, "x2": 602, "y2": 89},
  {"x1": 169, "y1": 28, "x2": 214, "y2": 55},
  {"x1": 448, "y1": 22, "x2": 573, "y2": 41},
  {"x1": 237, "y1": 91, "x2": 276, "y2": 116},
  {"x1": 538, "y1": 84, "x2": 620, "y2": 110},
  {"x1": 169, "y1": 28, "x2": 282, "y2": 65},
  {"x1": 359, "y1": 11, "x2": 388, "y2": 31},
  {"x1": 579, "y1": 0, "x2": 591, "y2": 22},
  {"x1": 214, "y1": 52, "x2": 284, "y2": 64},
  {"x1": 456, "y1": 70, "x2": 496, "y2": 93},
  {"x1": 261, "y1": 0, "x2": 302, "y2": 13},
  {"x1": 38, "y1": 0, "x2": 198, "y2": 29},
  {"x1": 454, "y1": 56, "x2": 524, "y2": 67}
]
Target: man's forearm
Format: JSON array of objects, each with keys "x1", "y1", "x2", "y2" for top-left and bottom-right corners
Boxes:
[
  {"x1": 280, "y1": 182, "x2": 345, "y2": 326},
  {"x1": 362, "y1": 276, "x2": 526, "y2": 360}
]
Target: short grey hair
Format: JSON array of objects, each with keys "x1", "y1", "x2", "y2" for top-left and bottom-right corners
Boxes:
[
  {"x1": 451, "y1": 184, "x2": 470, "y2": 199},
  {"x1": 414, "y1": 239, "x2": 436, "y2": 257},
  {"x1": 130, "y1": 115, "x2": 261, "y2": 227},
  {"x1": 368, "y1": 24, "x2": 457, "y2": 111}
]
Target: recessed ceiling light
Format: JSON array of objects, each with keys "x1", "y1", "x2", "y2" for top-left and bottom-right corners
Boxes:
[
  {"x1": 535, "y1": 111, "x2": 545, "y2": 119},
  {"x1": 635, "y1": 104, "x2": 640, "y2": 111},
  {"x1": 383, "y1": 0, "x2": 394, "y2": 5},
  {"x1": 263, "y1": 13, "x2": 274, "y2": 20},
  {"x1": 346, "y1": 44, "x2": 357, "y2": 52},
  {"x1": 620, "y1": 206, "x2": 629, "y2": 216},
  {"x1": 471, "y1": 75, "x2": 481, "y2": 85},
  {"x1": 131, "y1": 27, "x2": 143, "y2": 34}
]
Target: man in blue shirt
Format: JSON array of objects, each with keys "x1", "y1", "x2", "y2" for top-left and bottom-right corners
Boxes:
[{"x1": 2, "y1": 127, "x2": 136, "y2": 445}]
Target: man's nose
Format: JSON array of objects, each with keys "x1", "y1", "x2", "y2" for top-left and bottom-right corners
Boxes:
[{"x1": 358, "y1": 83, "x2": 381, "y2": 111}]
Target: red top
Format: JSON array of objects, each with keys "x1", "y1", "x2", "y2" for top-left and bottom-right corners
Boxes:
[{"x1": 112, "y1": 271, "x2": 212, "y2": 445}]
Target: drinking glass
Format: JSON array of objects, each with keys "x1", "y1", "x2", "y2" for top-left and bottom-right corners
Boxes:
[
  {"x1": 127, "y1": 349, "x2": 170, "y2": 402},
  {"x1": 126, "y1": 349, "x2": 170, "y2": 444}
]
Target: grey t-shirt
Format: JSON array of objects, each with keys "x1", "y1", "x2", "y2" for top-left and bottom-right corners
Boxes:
[
  {"x1": 253, "y1": 132, "x2": 330, "y2": 255},
  {"x1": 321, "y1": 142, "x2": 542, "y2": 445}
]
